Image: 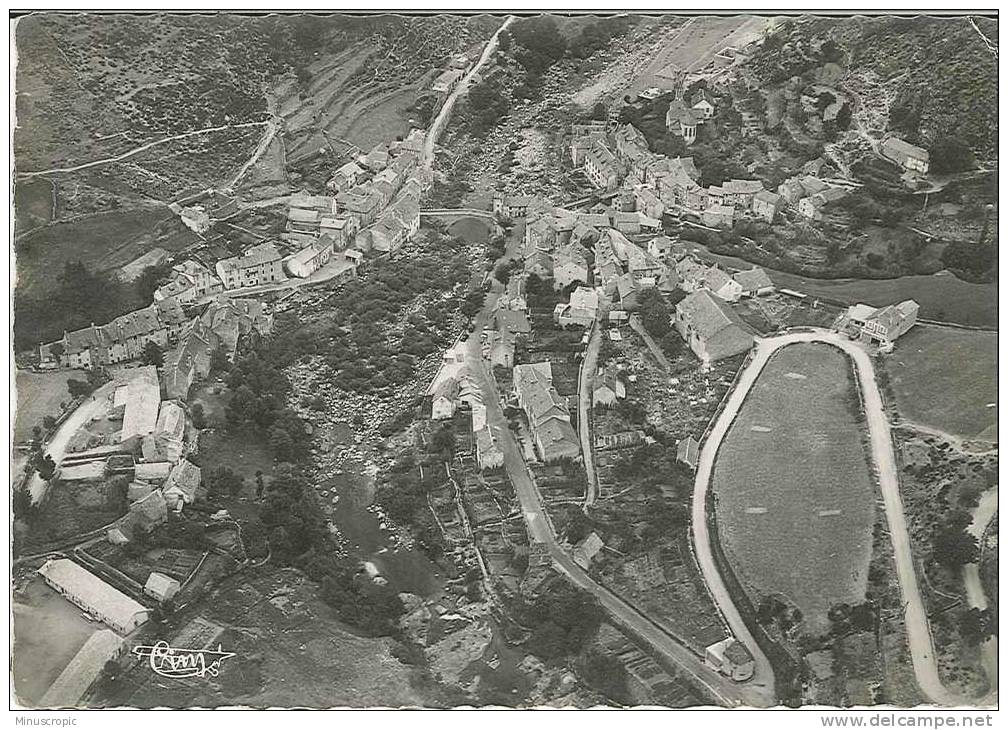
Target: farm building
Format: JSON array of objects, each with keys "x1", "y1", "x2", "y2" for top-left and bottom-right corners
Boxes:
[
  {"x1": 38, "y1": 629, "x2": 126, "y2": 708},
  {"x1": 144, "y1": 572, "x2": 181, "y2": 603},
  {"x1": 705, "y1": 637, "x2": 755, "y2": 681},
  {"x1": 38, "y1": 559, "x2": 149, "y2": 634},
  {"x1": 674, "y1": 290, "x2": 754, "y2": 365}
]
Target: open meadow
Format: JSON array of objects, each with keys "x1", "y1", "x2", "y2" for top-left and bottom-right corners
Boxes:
[
  {"x1": 14, "y1": 369, "x2": 84, "y2": 443},
  {"x1": 711, "y1": 343, "x2": 876, "y2": 631},
  {"x1": 883, "y1": 325, "x2": 997, "y2": 443}
]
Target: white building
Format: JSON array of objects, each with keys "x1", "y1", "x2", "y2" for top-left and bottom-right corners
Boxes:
[
  {"x1": 144, "y1": 572, "x2": 181, "y2": 603},
  {"x1": 38, "y1": 559, "x2": 149, "y2": 634}
]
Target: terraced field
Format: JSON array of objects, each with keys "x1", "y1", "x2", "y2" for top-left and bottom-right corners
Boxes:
[{"x1": 711, "y1": 343, "x2": 876, "y2": 631}]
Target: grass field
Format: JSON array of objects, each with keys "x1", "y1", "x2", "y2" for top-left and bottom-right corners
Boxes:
[
  {"x1": 14, "y1": 369, "x2": 84, "y2": 443},
  {"x1": 14, "y1": 206, "x2": 177, "y2": 299},
  {"x1": 199, "y1": 429, "x2": 275, "y2": 488},
  {"x1": 884, "y1": 326, "x2": 997, "y2": 442},
  {"x1": 712, "y1": 343, "x2": 876, "y2": 631},
  {"x1": 13, "y1": 178, "x2": 55, "y2": 234}
]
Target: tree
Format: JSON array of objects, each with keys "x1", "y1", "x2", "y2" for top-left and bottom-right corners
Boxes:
[
  {"x1": 191, "y1": 402, "x2": 207, "y2": 429},
  {"x1": 932, "y1": 512, "x2": 979, "y2": 568},
  {"x1": 210, "y1": 348, "x2": 230, "y2": 373},
  {"x1": 36, "y1": 453, "x2": 57, "y2": 481},
  {"x1": 961, "y1": 607, "x2": 996, "y2": 646},
  {"x1": 143, "y1": 340, "x2": 164, "y2": 367},
  {"x1": 31, "y1": 425, "x2": 42, "y2": 442},
  {"x1": 498, "y1": 29, "x2": 511, "y2": 52},
  {"x1": 67, "y1": 378, "x2": 94, "y2": 399},
  {"x1": 929, "y1": 137, "x2": 976, "y2": 175},
  {"x1": 42, "y1": 415, "x2": 57, "y2": 431},
  {"x1": 49, "y1": 342, "x2": 65, "y2": 363},
  {"x1": 269, "y1": 426, "x2": 296, "y2": 461}
]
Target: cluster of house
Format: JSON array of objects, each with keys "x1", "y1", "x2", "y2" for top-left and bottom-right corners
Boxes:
[
  {"x1": 776, "y1": 173, "x2": 849, "y2": 222},
  {"x1": 568, "y1": 116, "x2": 780, "y2": 229},
  {"x1": 428, "y1": 343, "x2": 505, "y2": 471},
  {"x1": 512, "y1": 362, "x2": 580, "y2": 464},
  {"x1": 594, "y1": 227, "x2": 673, "y2": 313},
  {"x1": 663, "y1": 243, "x2": 776, "y2": 366}
]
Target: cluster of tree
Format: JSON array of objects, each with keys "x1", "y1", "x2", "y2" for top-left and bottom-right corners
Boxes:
[
  {"x1": 509, "y1": 16, "x2": 566, "y2": 77},
  {"x1": 960, "y1": 606, "x2": 996, "y2": 646},
  {"x1": 494, "y1": 257, "x2": 520, "y2": 284},
  {"x1": 486, "y1": 233, "x2": 508, "y2": 264},
  {"x1": 567, "y1": 16, "x2": 633, "y2": 60},
  {"x1": 929, "y1": 137, "x2": 977, "y2": 175},
  {"x1": 751, "y1": 23, "x2": 844, "y2": 84},
  {"x1": 225, "y1": 352, "x2": 310, "y2": 463},
  {"x1": 67, "y1": 368, "x2": 107, "y2": 400},
  {"x1": 611, "y1": 443, "x2": 692, "y2": 543},
  {"x1": 517, "y1": 583, "x2": 603, "y2": 662},
  {"x1": 826, "y1": 601, "x2": 876, "y2": 636},
  {"x1": 931, "y1": 508, "x2": 979, "y2": 568},
  {"x1": 637, "y1": 288, "x2": 685, "y2": 358},
  {"x1": 14, "y1": 261, "x2": 133, "y2": 351},
  {"x1": 466, "y1": 79, "x2": 510, "y2": 136},
  {"x1": 373, "y1": 449, "x2": 449, "y2": 561},
  {"x1": 143, "y1": 340, "x2": 164, "y2": 367},
  {"x1": 204, "y1": 465, "x2": 245, "y2": 498},
  {"x1": 756, "y1": 594, "x2": 804, "y2": 634},
  {"x1": 578, "y1": 648, "x2": 632, "y2": 706}
]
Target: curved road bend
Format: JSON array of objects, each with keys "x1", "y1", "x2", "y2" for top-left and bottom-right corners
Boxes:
[
  {"x1": 691, "y1": 329, "x2": 961, "y2": 707},
  {"x1": 459, "y1": 282, "x2": 770, "y2": 707}
]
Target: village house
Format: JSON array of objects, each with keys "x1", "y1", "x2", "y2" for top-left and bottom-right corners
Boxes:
[
  {"x1": 690, "y1": 89, "x2": 716, "y2": 120},
  {"x1": 326, "y1": 160, "x2": 365, "y2": 195},
  {"x1": 571, "y1": 119, "x2": 607, "y2": 138},
  {"x1": 163, "y1": 458, "x2": 201, "y2": 512},
  {"x1": 287, "y1": 206, "x2": 322, "y2": 237},
  {"x1": 512, "y1": 362, "x2": 580, "y2": 463},
  {"x1": 570, "y1": 130, "x2": 609, "y2": 167},
  {"x1": 361, "y1": 144, "x2": 390, "y2": 172},
  {"x1": 144, "y1": 571, "x2": 181, "y2": 604},
  {"x1": 215, "y1": 242, "x2": 285, "y2": 289},
  {"x1": 552, "y1": 246, "x2": 589, "y2": 290},
  {"x1": 38, "y1": 559, "x2": 149, "y2": 634},
  {"x1": 364, "y1": 195, "x2": 421, "y2": 253},
  {"x1": 319, "y1": 215, "x2": 358, "y2": 249},
  {"x1": 141, "y1": 400, "x2": 185, "y2": 464},
  {"x1": 751, "y1": 190, "x2": 782, "y2": 223},
  {"x1": 432, "y1": 67, "x2": 465, "y2": 94},
  {"x1": 583, "y1": 139, "x2": 623, "y2": 191},
  {"x1": 732, "y1": 267, "x2": 775, "y2": 297},
  {"x1": 492, "y1": 192, "x2": 533, "y2": 219},
  {"x1": 676, "y1": 435, "x2": 700, "y2": 469},
  {"x1": 842, "y1": 300, "x2": 919, "y2": 350},
  {"x1": 798, "y1": 187, "x2": 848, "y2": 221},
  {"x1": 675, "y1": 289, "x2": 754, "y2": 365},
  {"x1": 285, "y1": 234, "x2": 335, "y2": 278},
  {"x1": 431, "y1": 377, "x2": 460, "y2": 420},
  {"x1": 647, "y1": 235, "x2": 674, "y2": 262},
  {"x1": 879, "y1": 135, "x2": 930, "y2": 175},
  {"x1": 496, "y1": 275, "x2": 528, "y2": 314},
  {"x1": 705, "y1": 638, "x2": 755, "y2": 682},
  {"x1": 572, "y1": 532, "x2": 604, "y2": 570},
  {"x1": 336, "y1": 185, "x2": 383, "y2": 227},
  {"x1": 722, "y1": 179, "x2": 765, "y2": 210},
  {"x1": 554, "y1": 285, "x2": 599, "y2": 328},
  {"x1": 702, "y1": 204, "x2": 735, "y2": 228},
  {"x1": 592, "y1": 366, "x2": 626, "y2": 407},
  {"x1": 475, "y1": 427, "x2": 505, "y2": 471},
  {"x1": 778, "y1": 174, "x2": 828, "y2": 207},
  {"x1": 485, "y1": 327, "x2": 519, "y2": 369},
  {"x1": 635, "y1": 185, "x2": 666, "y2": 220},
  {"x1": 665, "y1": 100, "x2": 700, "y2": 145}
]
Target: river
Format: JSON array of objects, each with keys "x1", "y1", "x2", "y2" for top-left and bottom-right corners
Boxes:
[
  {"x1": 322, "y1": 423, "x2": 444, "y2": 598},
  {"x1": 684, "y1": 242, "x2": 997, "y2": 328}
]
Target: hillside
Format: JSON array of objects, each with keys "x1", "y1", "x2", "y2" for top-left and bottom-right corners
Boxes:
[{"x1": 748, "y1": 15, "x2": 997, "y2": 160}]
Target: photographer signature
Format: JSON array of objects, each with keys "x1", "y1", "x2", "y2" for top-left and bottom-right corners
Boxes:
[{"x1": 133, "y1": 641, "x2": 236, "y2": 679}]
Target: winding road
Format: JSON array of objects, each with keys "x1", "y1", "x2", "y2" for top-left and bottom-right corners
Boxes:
[{"x1": 691, "y1": 328, "x2": 962, "y2": 707}]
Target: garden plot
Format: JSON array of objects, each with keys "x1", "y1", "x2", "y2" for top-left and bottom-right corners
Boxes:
[{"x1": 711, "y1": 343, "x2": 875, "y2": 632}]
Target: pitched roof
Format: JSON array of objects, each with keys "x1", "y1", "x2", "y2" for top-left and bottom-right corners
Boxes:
[
  {"x1": 723, "y1": 179, "x2": 765, "y2": 195},
  {"x1": 164, "y1": 459, "x2": 201, "y2": 501},
  {"x1": 880, "y1": 136, "x2": 929, "y2": 163},
  {"x1": 38, "y1": 559, "x2": 148, "y2": 632},
  {"x1": 677, "y1": 290, "x2": 751, "y2": 345},
  {"x1": 753, "y1": 189, "x2": 782, "y2": 206},
  {"x1": 39, "y1": 629, "x2": 125, "y2": 708},
  {"x1": 732, "y1": 267, "x2": 774, "y2": 292}
]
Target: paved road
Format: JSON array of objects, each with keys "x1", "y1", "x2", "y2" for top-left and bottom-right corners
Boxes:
[
  {"x1": 577, "y1": 322, "x2": 602, "y2": 508},
  {"x1": 423, "y1": 16, "x2": 515, "y2": 169},
  {"x1": 26, "y1": 381, "x2": 118, "y2": 504},
  {"x1": 458, "y1": 254, "x2": 768, "y2": 707},
  {"x1": 963, "y1": 485, "x2": 998, "y2": 705},
  {"x1": 691, "y1": 328, "x2": 961, "y2": 707}
]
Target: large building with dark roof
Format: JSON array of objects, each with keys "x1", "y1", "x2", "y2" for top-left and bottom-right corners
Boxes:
[{"x1": 674, "y1": 290, "x2": 754, "y2": 365}]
